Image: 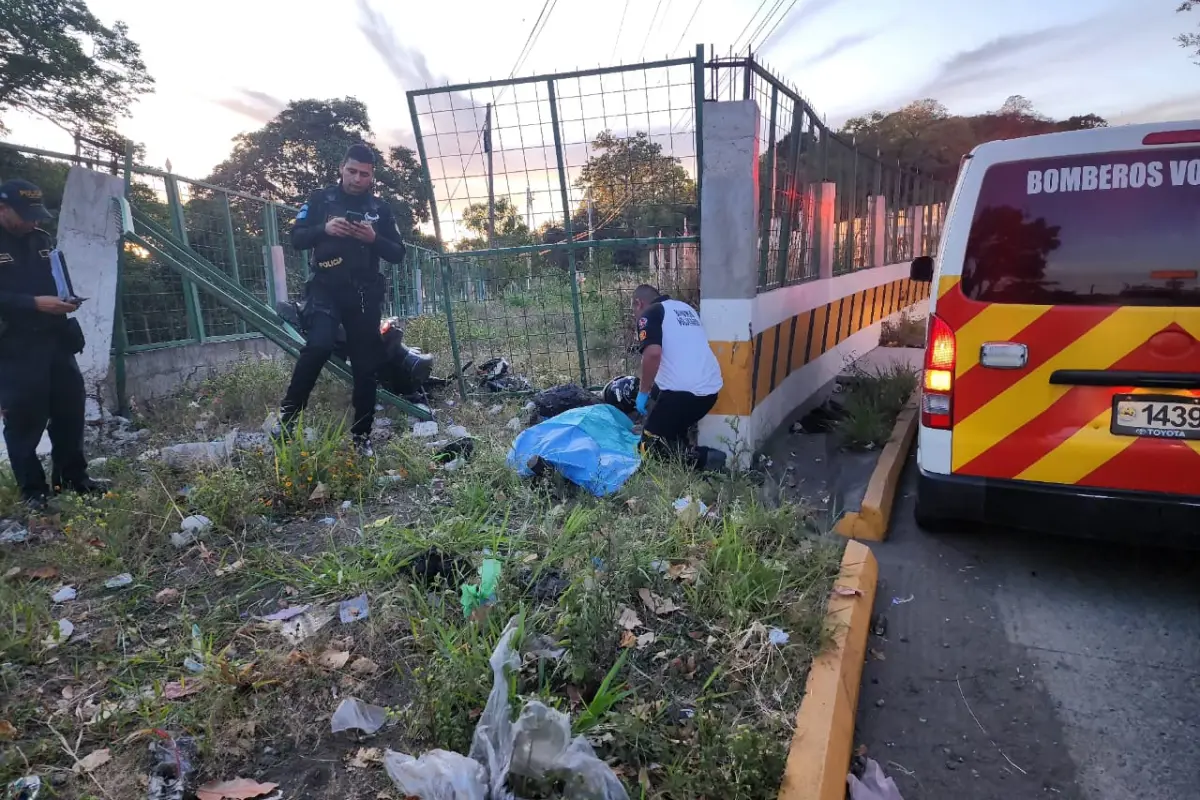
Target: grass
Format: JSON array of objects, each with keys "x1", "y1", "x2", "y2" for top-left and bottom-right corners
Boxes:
[
  {"x1": 835, "y1": 363, "x2": 921, "y2": 451},
  {"x1": 0, "y1": 359, "x2": 841, "y2": 799}
]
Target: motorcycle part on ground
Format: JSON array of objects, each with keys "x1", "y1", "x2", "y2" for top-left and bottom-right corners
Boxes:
[
  {"x1": 531, "y1": 384, "x2": 600, "y2": 420},
  {"x1": 603, "y1": 375, "x2": 640, "y2": 414},
  {"x1": 378, "y1": 323, "x2": 434, "y2": 396}
]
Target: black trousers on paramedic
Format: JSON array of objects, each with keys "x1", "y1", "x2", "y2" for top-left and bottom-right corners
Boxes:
[
  {"x1": 641, "y1": 389, "x2": 718, "y2": 462},
  {"x1": 280, "y1": 276, "x2": 384, "y2": 438},
  {"x1": 0, "y1": 336, "x2": 88, "y2": 499}
]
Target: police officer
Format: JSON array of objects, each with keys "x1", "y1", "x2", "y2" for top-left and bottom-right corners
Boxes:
[
  {"x1": 278, "y1": 144, "x2": 406, "y2": 455},
  {"x1": 0, "y1": 179, "x2": 100, "y2": 510},
  {"x1": 633, "y1": 283, "x2": 724, "y2": 465}
]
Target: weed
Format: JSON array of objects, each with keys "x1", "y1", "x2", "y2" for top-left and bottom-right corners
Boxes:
[
  {"x1": 835, "y1": 363, "x2": 920, "y2": 450},
  {"x1": 880, "y1": 309, "x2": 927, "y2": 348}
]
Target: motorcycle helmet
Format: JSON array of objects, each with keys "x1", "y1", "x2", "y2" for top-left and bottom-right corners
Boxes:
[{"x1": 603, "y1": 375, "x2": 640, "y2": 414}]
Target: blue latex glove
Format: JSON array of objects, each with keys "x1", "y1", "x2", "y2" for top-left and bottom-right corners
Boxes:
[{"x1": 635, "y1": 392, "x2": 650, "y2": 415}]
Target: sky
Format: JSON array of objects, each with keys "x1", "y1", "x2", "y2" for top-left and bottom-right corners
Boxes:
[{"x1": 4, "y1": 0, "x2": 1198, "y2": 230}]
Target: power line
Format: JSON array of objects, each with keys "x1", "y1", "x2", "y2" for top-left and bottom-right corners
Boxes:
[
  {"x1": 638, "y1": 0, "x2": 665, "y2": 59},
  {"x1": 610, "y1": 0, "x2": 631, "y2": 61},
  {"x1": 730, "y1": 0, "x2": 773, "y2": 55},
  {"x1": 511, "y1": 0, "x2": 559, "y2": 78},
  {"x1": 671, "y1": 0, "x2": 705, "y2": 53},
  {"x1": 741, "y1": 0, "x2": 790, "y2": 52},
  {"x1": 754, "y1": 0, "x2": 803, "y2": 51}
]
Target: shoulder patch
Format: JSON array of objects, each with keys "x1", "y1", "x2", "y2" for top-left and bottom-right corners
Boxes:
[
  {"x1": 296, "y1": 203, "x2": 308, "y2": 221},
  {"x1": 637, "y1": 316, "x2": 647, "y2": 330}
]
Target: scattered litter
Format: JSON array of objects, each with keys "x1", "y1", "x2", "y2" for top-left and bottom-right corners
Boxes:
[
  {"x1": 891, "y1": 594, "x2": 914, "y2": 605},
  {"x1": 5, "y1": 776, "x2": 40, "y2": 799},
  {"x1": 348, "y1": 747, "x2": 383, "y2": 769},
  {"x1": 460, "y1": 559, "x2": 501, "y2": 619},
  {"x1": 43, "y1": 618, "x2": 73, "y2": 648},
  {"x1": 260, "y1": 604, "x2": 310, "y2": 622},
  {"x1": 768, "y1": 628, "x2": 790, "y2": 646},
  {"x1": 339, "y1": 594, "x2": 370, "y2": 624},
  {"x1": 446, "y1": 424, "x2": 469, "y2": 438},
  {"x1": 476, "y1": 357, "x2": 532, "y2": 393},
  {"x1": 308, "y1": 482, "x2": 330, "y2": 503},
  {"x1": 215, "y1": 560, "x2": 244, "y2": 577},
  {"x1": 526, "y1": 635, "x2": 567, "y2": 661},
  {"x1": 25, "y1": 565, "x2": 58, "y2": 580},
  {"x1": 833, "y1": 586, "x2": 863, "y2": 597},
  {"x1": 274, "y1": 606, "x2": 335, "y2": 645},
  {"x1": 431, "y1": 436, "x2": 476, "y2": 462},
  {"x1": 104, "y1": 572, "x2": 133, "y2": 589},
  {"x1": 673, "y1": 497, "x2": 709, "y2": 527},
  {"x1": 74, "y1": 747, "x2": 111, "y2": 773},
  {"x1": 341, "y1": 500, "x2": 352, "y2": 511},
  {"x1": 0, "y1": 525, "x2": 29, "y2": 544},
  {"x1": 412, "y1": 421, "x2": 440, "y2": 438},
  {"x1": 163, "y1": 680, "x2": 205, "y2": 700},
  {"x1": 183, "y1": 657, "x2": 205, "y2": 674},
  {"x1": 441, "y1": 458, "x2": 464, "y2": 472},
  {"x1": 847, "y1": 757, "x2": 904, "y2": 800},
  {"x1": 638, "y1": 587, "x2": 680, "y2": 616},
  {"x1": 383, "y1": 616, "x2": 628, "y2": 800},
  {"x1": 147, "y1": 734, "x2": 197, "y2": 800},
  {"x1": 331, "y1": 697, "x2": 388, "y2": 735},
  {"x1": 51, "y1": 585, "x2": 76, "y2": 603},
  {"x1": 349, "y1": 657, "x2": 379, "y2": 675},
  {"x1": 617, "y1": 607, "x2": 643, "y2": 631},
  {"x1": 170, "y1": 530, "x2": 195, "y2": 548},
  {"x1": 508, "y1": 405, "x2": 642, "y2": 497},
  {"x1": 195, "y1": 777, "x2": 279, "y2": 800},
  {"x1": 505, "y1": 416, "x2": 522, "y2": 431},
  {"x1": 316, "y1": 649, "x2": 351, "y2": 670},
  {"x1": 666, "y1": 561, "x2": 700, "y2": 584},
  {"x1": 487, "y1": 404, "x2": 504, "y2": 416},
  {"x1": 180, "y1": 515, "x2": 212, "y2": 534},
  {"x1": 319, "y1": 517, "x2": 336, "y2": 525}
]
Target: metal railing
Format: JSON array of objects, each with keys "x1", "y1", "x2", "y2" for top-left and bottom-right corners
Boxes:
[{"x1": 704, "y1": 55, "x2": 950, "y2": 289}]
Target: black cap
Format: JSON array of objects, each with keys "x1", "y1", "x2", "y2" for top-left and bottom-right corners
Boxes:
[{"x1": 0, "y1": 179, "x2": 53, "y2": 223}]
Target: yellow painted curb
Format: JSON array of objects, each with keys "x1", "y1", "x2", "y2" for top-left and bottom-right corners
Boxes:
[
  {"x1": 777, "y1": 540, "x2": 879, "y2": 800},
  {"x1": 834, "y1": 392, "x2": 919, "y2": 541}
]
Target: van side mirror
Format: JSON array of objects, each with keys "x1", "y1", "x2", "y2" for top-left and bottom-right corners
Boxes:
[{"x1": 910, "y1": 256, "x2": 934, "y2": 283}]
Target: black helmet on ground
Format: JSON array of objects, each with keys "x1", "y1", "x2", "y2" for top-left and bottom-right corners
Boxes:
[{"x1": 603, "y1": 375, "x2": 640, "y2": 414}]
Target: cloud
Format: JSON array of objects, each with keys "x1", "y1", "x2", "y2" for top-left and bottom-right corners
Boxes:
[
  {"x1": 915, "y1": 25, "x2": 1077, "y2": 99},
  {"x1": 1109, "y1": 92, "x2": 1200, "y2": 125},
  {"x1": 760, "y1": 0, "x2": 844, "y2": 51},
  {"x1": 792, "y1": 29, "x2": 882, "y2": 69},
  {"x1": 214, "y1": 89, "x2": 286, "y2": 124}
]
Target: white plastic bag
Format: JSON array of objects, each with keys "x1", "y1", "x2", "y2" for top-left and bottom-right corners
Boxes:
[
  {"x1": 848, "y1": 758, "x2": 904, "y2": 800},
  {"x1": 386, "y1": 616, "x2": 629, "y2": 800}
]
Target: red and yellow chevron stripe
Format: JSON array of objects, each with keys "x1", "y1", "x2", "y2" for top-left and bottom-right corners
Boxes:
[{"x1": 937, "y1": 277, "x2": 1200, "y2": 496}]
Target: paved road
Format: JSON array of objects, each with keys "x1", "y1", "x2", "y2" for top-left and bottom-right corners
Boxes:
[{"x1": 853, "y1": 458, "x2": 1200, "y2": 800}]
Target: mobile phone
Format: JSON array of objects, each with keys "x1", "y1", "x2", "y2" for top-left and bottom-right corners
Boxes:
[
  {"x1": 69, "y1": 296, "x2": 88, "y2": 305},
  {"x1": 344, "y1": 211, "x2": 365, "y2": 224}
]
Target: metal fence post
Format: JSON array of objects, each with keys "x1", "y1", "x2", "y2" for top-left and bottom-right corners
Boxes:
[
  {"x1": 775, "y1": 106, "x2": 803, "y2": 287},
  {"x1": 548, "y1": 79, "x2": 589, "y2": 387},
  {"x1": 390, "y1": 258, "x2": 401, "y2": 318},
  {"x1": 220, "y1": 193, "x2": 245, "y2": 333},
  {"x1": 262, "y1": 202, "x2": 279, "y2": 304},
  {"x1": 757, "y1": 84, "x2": 778, "y2": 288},
  {"x1": 164, "y1": 174, "x2": 206, "y2": 342},
  {"x1": 694, "y1": 44, "x2": 705, "y2": 228},
  {"x1": 438, "y1": 255, "x2": 466, "y2": 395},
  {"x1": 113, "y1": 145, "x2": 133, "y2": 415}
]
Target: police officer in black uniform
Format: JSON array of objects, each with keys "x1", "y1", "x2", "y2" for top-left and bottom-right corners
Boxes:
[
  {"x1": 278, "y1": 144, "x2": 406, "y2": 455},
  {"x1": 0, "y1": 179, "x2": 100, "y2": 510}
]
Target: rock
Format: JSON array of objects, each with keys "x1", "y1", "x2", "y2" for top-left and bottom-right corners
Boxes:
[
  {"x1": 505, "y1": 417, "x2": 522, "y2": 431},
  {"x1": 87, "y1": 457, "x2": 108, "y2": 470},
  {"x1": 262, "y1": 412, "x2": 281, "y2": 436},
  {"x1": 85, "y1": 397, "x2": 102, "y2": 423},
  {"x1": 180, "y1": 515, "x2": 212, "y2": 534},
  {"x1": 446, "y1": 425, "x2": 469, "y2": 438},
  {"x1": 157, "y1": 441, "x2": 232, "y2": 468},
  {"x1": 412, "y1": 421, "x2": 439, "y2": 438}
]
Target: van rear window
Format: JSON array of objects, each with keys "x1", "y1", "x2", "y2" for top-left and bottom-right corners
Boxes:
[{"x1": 961, "y1": 147, "x2": 1200, "y2": 306}]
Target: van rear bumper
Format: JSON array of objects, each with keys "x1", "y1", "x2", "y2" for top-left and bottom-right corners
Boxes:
[{"x1": 917, "y1": 468, "x2": 1200, "y2": 546}]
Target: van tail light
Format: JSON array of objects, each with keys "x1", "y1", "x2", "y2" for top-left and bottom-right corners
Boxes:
[
  {"x1": 1142, "y1": 130, "x2": 1200, "y2": 146},
  {"x1": 922, "y1": 314, "x2": 956, "y2": 429}
]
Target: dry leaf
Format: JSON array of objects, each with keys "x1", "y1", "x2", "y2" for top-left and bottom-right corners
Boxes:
[
  {"x1": 619, "y1": 630, "x2": 637, "y2": 649},
  {"x1": 617, "y1": 606, "x2": 643, "y2": 630},
  {"x1": 316, "y1": 649, "x2": 351, "y2": 670},
  {"x1": 636, "y1": 632, "x2": 657, "y2": 649},
  {"x1": 566, "y1": 685, "x2": 583, "y2": 709},
  {"x1": 0, "y1": 720, "x2": 16, "y2": 740},
  {"x1": 833, "y1": 586, "x2": 863, "y2": 597},
  {"x1": 348, "y1": 746, "x2": 383, "y2": 769},
  {"x1": 638, "y1": 587, "x2": 680, "y2": 615},
  {"x1": 349, "y1": 657, "x2": 379, "y2": 676},
  {"x1": 3, "y1": 566, "x2": 21, "y2": 581},
  {"x1": 26, "y1": 565, "x2": 59, "y2": 580},
  {"x1": 163, "y1": 680, "x2": 205, "y2": 700},
  {"x1": 196, "y1": 778, "x2": 280, "y2": 800},
  {"x1": 309, "y1": 482, "x2": 330, "y2": 503},
  {"x1": 155, "y1": 588, "x2": 180, "y2": 604},
  {"x1": 74, "y1": 747, "x2": 111, "y2": 773},
  {"x1": 61, "y1": 685, "x2": 76, "y2": 700},
  {"x1": 215, "y1": 559, "x2": 244, "y2": 577},
  {"x1": 666, "y1": 562, "x2": 699, "y2": 583}
]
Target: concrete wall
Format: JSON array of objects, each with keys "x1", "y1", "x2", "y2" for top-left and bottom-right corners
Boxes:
[
  {"x1": 106, "y1": 337, "x2": 283, "y2": 405},
  {"x1": 696, "y1": 98, "x2": 933, "y2": 465}
]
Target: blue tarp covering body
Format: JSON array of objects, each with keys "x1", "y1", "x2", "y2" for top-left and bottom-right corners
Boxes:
[{"x1": 507, "y1": 405, "x2": 642, "y2": 496}]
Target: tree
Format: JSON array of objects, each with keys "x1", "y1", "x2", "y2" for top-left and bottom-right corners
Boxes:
[
  {"x1": 1180, "y1": 1, "x2": 1200, "y2": 62},
  {"x1": 0, "y1": 0, "x2": 153, "y2": 138},
  {"x1": 205, "y1": 97, "x2": 430, "y2": 238},
  {"x1": 575, "y1": 131, "x2": 696, "y2": 239},
  {"x1": 461, "y1": 196, "x2": 529, "y2": 242}
]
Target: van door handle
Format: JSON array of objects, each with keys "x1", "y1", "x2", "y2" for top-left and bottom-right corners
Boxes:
[{"x1": 980, "y1": 342, "x2": 1028, "y2": 369}]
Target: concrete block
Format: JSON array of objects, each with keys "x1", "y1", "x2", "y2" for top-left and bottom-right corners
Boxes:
[{"x1": 700, "y1": 100, "x2": 760, "y2": 302}]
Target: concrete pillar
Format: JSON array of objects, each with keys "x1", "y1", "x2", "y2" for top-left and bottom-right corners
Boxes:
[
  {"x1": 869, "y1": 195, "x2": 887, "y2": 266},
  {"x1": 269, "y1": 245, "x2": 289, "y2": 305},
  {"x1": 814, "y1": 182, "x2": 836, "y2": 280},
  {"x1": 697, "y1": 99, "x2": 760, "y2": 466},
  {"x1": 910, "y1": 205, "x2": 924, "y2": 258}
]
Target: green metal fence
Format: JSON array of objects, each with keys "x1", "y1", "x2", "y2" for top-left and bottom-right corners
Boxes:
[
  {"x1": 704, "y1": 55, "x2": 950, "y2": 288},
  {"x1": 407, "y1": 49, "x2": 705, "y2": 397}
]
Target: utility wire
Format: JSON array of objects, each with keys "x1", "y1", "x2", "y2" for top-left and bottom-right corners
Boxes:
[
  {"x1": 730, "y1": 0, "x2": 773, "y2": 55},
  {"x1": 741, "y1": 0, "x2": 790, "y2": 52},
  {"x1": 610, "y1": 0, "x2": 631, "y2": 61},
  {"x1": 638, "y1": 0, "x2": 665, "y2": 59},
  {"x1": 671, "y1": 0, "x2": 705, "y2": 53},
  {"x1": 754, "y1": 0, "x2": 803, "y2": 51}
]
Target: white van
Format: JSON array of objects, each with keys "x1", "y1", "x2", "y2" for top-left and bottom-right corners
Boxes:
[{"x1": 909, "y1": 120, "x2": 1200, "y2": 538}]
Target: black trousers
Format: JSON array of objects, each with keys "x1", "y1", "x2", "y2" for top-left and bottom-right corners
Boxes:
[
  {"x1": 641, "y1": 389, "x2": 718, "y2": 464},
  {"x1": 0, "y1": 337, "x2": 88, "y2": 499},
  {"x1": 280, "y1": 277, "x2": 384, "y2": 438}
]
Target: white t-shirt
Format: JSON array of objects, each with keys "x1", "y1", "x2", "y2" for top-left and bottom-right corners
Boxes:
[{"x1": 637, "y1": 296, "x2": 724, "y2": 396}]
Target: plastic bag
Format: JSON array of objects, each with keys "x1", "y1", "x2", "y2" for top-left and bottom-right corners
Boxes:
[
  {"x1": 386, "y1": 616, "x2": 628, "y2": 800},
  {"x1": 507, "y1": 406, "x2": 641, "y2": 497},
  {"x1": 848, "y1": 758, "x2": 904, "y2": 800}
]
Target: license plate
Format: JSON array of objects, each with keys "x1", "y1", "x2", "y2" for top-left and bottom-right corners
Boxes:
[{"x1": 1111, "y1": 394, "x2": 1200, "y2": 440}]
